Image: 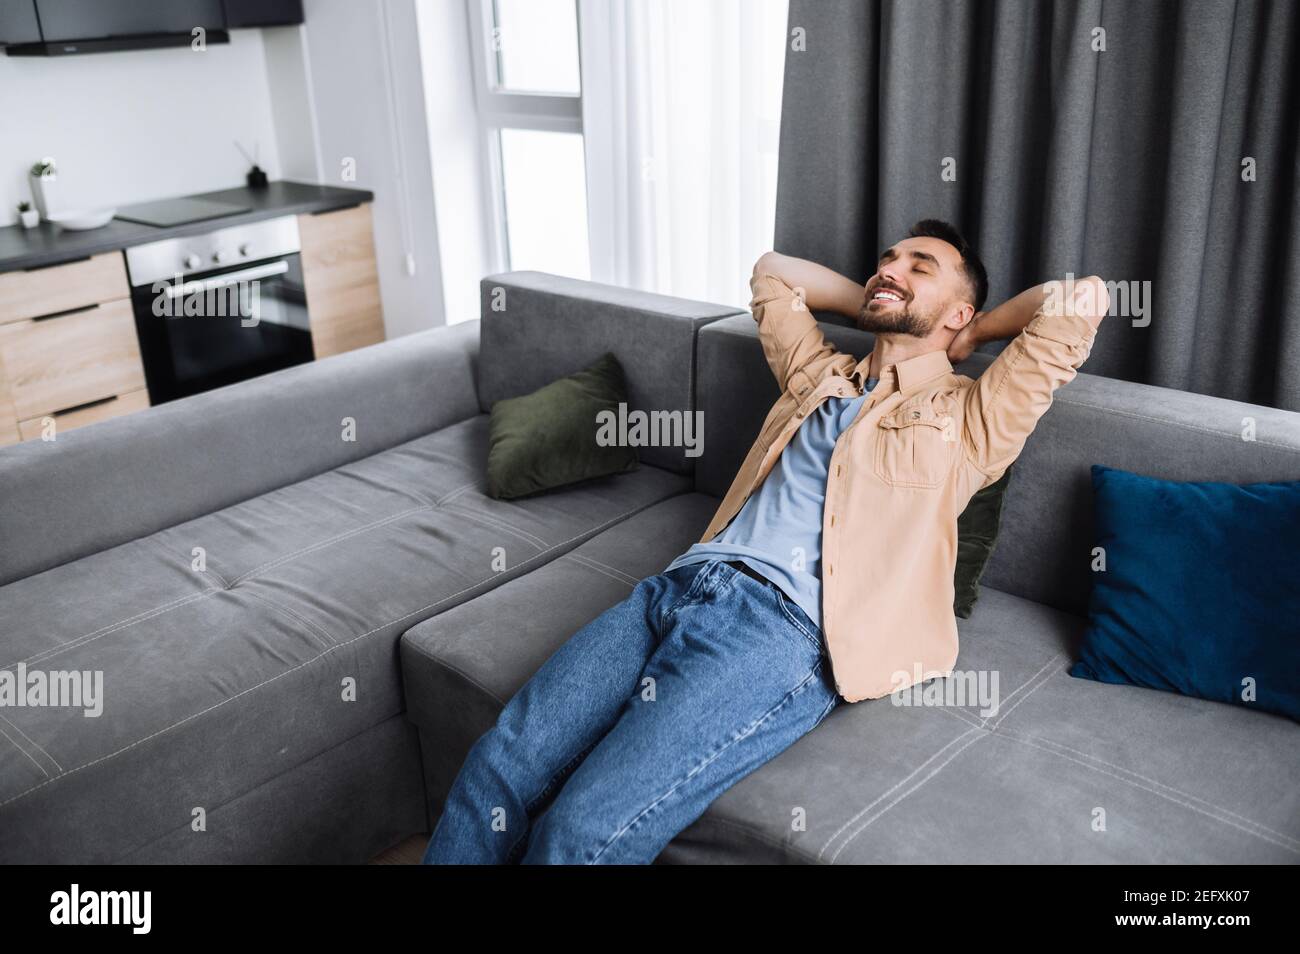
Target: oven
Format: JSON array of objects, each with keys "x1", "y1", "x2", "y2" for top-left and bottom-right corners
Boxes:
[{"x1": 125, "y1": 215, "x2": 314, "y2": 404}]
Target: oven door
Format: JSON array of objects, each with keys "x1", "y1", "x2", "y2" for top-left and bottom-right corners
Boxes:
[{"x1": 131, "y1": 254, "x2": 314, "y2": 404}]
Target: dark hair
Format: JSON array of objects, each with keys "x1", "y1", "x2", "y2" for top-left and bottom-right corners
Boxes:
[{"x1": 909, "y1": 219, "x2": 988, "y2": 313}]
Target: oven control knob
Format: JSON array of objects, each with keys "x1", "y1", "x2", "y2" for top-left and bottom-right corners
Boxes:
[
  {"x1": 212, "y1": 250, "x2": 229, "y2": 264},
  {"x1": 183, "y1": 254, "x2": 201, "y2": 270},
  {"x1": 238, "y1": 243, "x2": 251, "y2": 257}
]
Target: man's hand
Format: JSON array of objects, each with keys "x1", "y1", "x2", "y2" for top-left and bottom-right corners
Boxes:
[
  {"x1": 954, "y1": 274, "x2": 1108, "y2": 360},
  {"x1": 946, "y1": 311, "x2": 985, "y2": 363}
]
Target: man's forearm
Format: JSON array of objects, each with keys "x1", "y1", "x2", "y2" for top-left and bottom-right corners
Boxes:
[
  {"x1": 753, "y1": 251, "x2": 864, "y2": 318},
  {"x1": 971, "y1": 282, "x2": 1049, "y2": 346}
]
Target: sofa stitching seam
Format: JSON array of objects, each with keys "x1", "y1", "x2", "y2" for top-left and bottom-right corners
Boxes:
[
  {"x1": 1, "y1": 589, "x2": 220, "y2": 674},
  {"x1": 817, "y1": 725, "x2": 981, "y2": 861},
  {"x1": 968, "y1": 653, "x2": 1063, "y2": 730},
  {"x1": 226, "y1": 505, "x2": 435, "y2": 587},
  {"x1": 563, "y1": 553, "x2": 639, "y2": 587},
  {"x1": 0, "y1": 711, "x2": 62, "y2": 774},
  {"x1": 240, "y1": 589, "x2": 336, "y2": 650},
  {"x1": 825, "y1": 729, "x2": 986, "y2": 863},
  {"x1": 440, "y1": 503, "x2": 548, "y2": 550},
  {"x1": 0, "y1": 717, "x2": 52, "y2": 778},
  {"x1": 984, "y1": 654, "x2": 1070, "y2": 730}
]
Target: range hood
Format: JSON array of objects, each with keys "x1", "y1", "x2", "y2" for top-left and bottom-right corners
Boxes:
[
  {"x1": 5, "y1": 32, "x2": 232, "y2": 58},
  {"x1": 1, "y1": 0, "x2": 301, "y2": 57}
]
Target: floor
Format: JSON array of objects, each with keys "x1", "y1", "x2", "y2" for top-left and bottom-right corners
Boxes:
[{"x1": 369, "y1": 833, "x2": 428, "y2": 864}]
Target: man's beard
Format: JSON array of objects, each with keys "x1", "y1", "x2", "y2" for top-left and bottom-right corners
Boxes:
[{"x1": 856, "y1": 301, "x2": 940, "y2": 338}]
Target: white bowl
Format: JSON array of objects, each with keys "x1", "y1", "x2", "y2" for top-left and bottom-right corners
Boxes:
[{"x1": 48, "y1": 208, "x2": 116, "y2": 231}]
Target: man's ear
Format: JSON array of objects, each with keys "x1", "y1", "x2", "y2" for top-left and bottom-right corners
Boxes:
[{"x1": 947, "y1": 300, "x2": 975, "y2": 331}]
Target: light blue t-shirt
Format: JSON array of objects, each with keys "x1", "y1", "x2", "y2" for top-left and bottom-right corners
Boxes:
[{"x1": 664, "y1": 376, "x2": 879, "y2": 631}]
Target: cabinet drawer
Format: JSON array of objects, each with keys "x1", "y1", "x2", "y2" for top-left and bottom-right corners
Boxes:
[
  {"x1": 0, "y1": 253, "x2": 129, "y2": 324},
  {"x1": 17, "y1": 388, "x2": 150, "y2": 441},
  {"x1": 0, "y1": 298, "x2": 146, "y2": 421}
]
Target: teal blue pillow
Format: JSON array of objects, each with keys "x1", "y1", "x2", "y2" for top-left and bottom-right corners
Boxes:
[{"x1": 1070, "y1": 464, "x2": 1300, "y2": 721}]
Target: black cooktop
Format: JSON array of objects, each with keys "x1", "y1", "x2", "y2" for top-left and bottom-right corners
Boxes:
[{"x1": 115, "y1": 196, "x2": 253, "y2": 228}]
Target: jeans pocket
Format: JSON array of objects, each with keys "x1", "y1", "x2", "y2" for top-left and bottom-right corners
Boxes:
[{"x1": 772, "y1": 587, "x2": 823, "y2": 655}]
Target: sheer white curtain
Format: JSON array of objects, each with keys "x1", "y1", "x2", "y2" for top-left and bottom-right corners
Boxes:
[{"x1": 580, "y1": 0, "x2": 788, "y2": 307}]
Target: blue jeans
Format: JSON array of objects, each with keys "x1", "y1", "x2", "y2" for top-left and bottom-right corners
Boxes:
[{"x1": 421, "y1": 558, "x2": 841, "y2": 864}]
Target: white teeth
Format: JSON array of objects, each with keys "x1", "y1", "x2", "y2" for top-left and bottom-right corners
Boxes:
[{"x1": 873, "y1": 290, "x2": 902, "y2": 302}]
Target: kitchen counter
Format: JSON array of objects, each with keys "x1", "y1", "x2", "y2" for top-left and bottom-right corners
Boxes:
[{"x1": 0, "y1": 181, "x2": 374, "y2": 274}]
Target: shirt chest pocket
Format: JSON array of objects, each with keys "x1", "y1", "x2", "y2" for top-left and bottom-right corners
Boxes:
[{"x1": 874, "y1": 399, "x2": 959, "y2": 489}]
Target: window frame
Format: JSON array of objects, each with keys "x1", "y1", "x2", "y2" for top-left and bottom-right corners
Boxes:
[{"x1": 465, "y1": 0, "x2": 585, "y2": 274}]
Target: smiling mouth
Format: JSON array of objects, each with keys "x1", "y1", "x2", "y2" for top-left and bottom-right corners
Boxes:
[{"x1": 868, "y1": 287, "x2": 906, "y2": 306}]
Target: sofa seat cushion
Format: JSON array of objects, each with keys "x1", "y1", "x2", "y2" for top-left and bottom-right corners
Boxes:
[
  {"x1": 666, "y1": 588, "x2": 1300, "y2": 864},
  {"x1": 401, "y1": 492, "x2": 721, "y2": 809},
  {"x1": 0, "y1": 414, "x2": 689, "y2": 862},
  {"x1": 401, "y1": 505, "x2": 1300, "y2": 864}
]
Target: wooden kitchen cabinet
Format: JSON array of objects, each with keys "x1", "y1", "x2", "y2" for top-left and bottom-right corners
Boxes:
[
  {"x1": 0, "y1": 298, "x2": 147, "y2": 421},
  {"x1": 0, "y1": 197, "x2": 385, "y2": 446},
  {"x1": 17, "y1": 389, "x2": 150, "y2": 441},
  {"x1": 0, "y1": 254, "x2": 146, "y2": 443},
  {"x1": 0, "y1": 253, "x2": 128, "y2": 325},
  {"x1": 298, "y1": 204, "x2": 386, "y2": 359}
]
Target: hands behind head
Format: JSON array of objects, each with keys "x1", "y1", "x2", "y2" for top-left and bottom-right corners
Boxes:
[{"x1": 946, "y1": 311, "x2": 985, "y2": 364}]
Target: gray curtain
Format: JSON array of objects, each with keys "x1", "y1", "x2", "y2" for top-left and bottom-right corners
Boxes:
[{"x1": 774, "y1": 0, "x2": 1300, "y2": 411}]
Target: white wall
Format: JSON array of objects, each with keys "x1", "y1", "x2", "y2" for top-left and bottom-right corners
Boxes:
[
  {"x1": 0, "y1": 30, "x2": 282, "y2": 226},
  {"x1": 0, "y1": 4, "x2": 459, "y2": 336},
  {"x1": 415, "y1": 0, "x2": 492, "y2": 325},
  {"x1": 299, "y1": 0, "x2": 448, "y2": 337}
]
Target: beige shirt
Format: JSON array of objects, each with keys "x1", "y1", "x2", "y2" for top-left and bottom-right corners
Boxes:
[{"x1": 697, "y1": 271, "x2": 1098, "y2": 702}]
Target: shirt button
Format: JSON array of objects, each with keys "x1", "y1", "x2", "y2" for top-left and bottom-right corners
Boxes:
[
  {"x1": 830, "y1": 514, "x2": 836, "y2": 527},
  {"x1": 828, "y1": 564, "x2": 834, "y2": 576},
  {"x1": 910, "y1": 410, "x2": 921, "y2": 419},
  {"x1": 836, "y1": 464, "x2": 842, "y2": 476}
]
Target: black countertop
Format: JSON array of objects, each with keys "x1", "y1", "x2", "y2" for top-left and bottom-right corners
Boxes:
[{"x1": 0, "y1": 181, "x2": 374, "y2": 274}]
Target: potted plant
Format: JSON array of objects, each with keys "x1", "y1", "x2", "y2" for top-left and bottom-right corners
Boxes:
[
  {"x1": 29, "y1": 157, "x2": 58, "y2": 219},
  {"x1": 17, "y1": 201, "x2": 38, "y2": 229}
]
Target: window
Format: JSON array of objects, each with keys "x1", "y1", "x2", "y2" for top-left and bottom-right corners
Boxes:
[
  {"x1": 491, "y1": 0, "x2": 581, "y2": 95},
  {"x1": 468, "y1": 0, "x2": 590, "y2": 280}
]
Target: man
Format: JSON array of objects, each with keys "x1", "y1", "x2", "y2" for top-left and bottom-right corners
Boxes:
[{"x1": 424, "y1": 219, "x2": 1107, "y2": 865}]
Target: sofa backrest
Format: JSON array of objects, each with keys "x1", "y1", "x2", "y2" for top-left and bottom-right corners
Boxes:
[
  {"x1": 695, "y1": 315, "x2": 1300, "y2": 616},
  {"x1": 0, "y1": 321, "x2": 481, "y2": 588},
  {"x1": 477, "y1": 271, "x2": 743, "y2": 475}
]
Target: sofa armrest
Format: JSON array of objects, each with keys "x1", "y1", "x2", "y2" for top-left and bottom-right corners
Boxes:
[{"x1": 0, "y1": 321, "x2": 481, "y2": 587}]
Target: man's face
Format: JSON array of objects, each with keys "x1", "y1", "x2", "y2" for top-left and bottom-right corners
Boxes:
[{"x1": 858, "y1": 236, "x2": 970, "y2": 337}]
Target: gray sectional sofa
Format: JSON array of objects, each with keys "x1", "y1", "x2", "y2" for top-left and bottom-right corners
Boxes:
[{"x1": 1, "y1": 270, "x2": 1297, "y2": 864}]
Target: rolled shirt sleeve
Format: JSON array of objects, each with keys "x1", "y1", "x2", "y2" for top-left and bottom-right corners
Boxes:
[{"x1": 961, "y1": 305, "x2": 1098, "y2": 482}]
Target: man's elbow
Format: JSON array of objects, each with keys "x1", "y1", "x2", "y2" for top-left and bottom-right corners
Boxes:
[
  {"x1": 1074, "y1": 275, "x2": 1109, "y2": 328},
  {"x1": 753, "y1": 251, "x2": 783, "y2": 278}
]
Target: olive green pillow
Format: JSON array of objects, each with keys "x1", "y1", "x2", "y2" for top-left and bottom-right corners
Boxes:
[
  {"x1": 954, "y1": 465, "x2": 1013, "y2": 618},
  {"x1": 486, "y1": 352, "x2": 639, "y2": 500}
]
